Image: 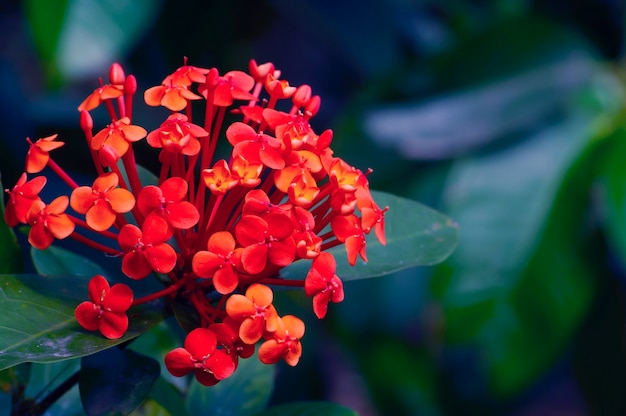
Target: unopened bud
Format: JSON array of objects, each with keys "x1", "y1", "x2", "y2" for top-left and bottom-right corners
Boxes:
[
  {"x1": 79, "y1": 110, "x2": 93, "y2": 132},
  {"x1": 293, "y1": 85, "x2": 312, "y2": 108},
  {"x1": 124, "y1": 75, "x2": 137, "y2": 95},
  {"x1": 305, "y1": 95, "x2": 321, "y2": 117},
  {"x1": 109, "y1": 63, "x2": 125, "y2": 85}
]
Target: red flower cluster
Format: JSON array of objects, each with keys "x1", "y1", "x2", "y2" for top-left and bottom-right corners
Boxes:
[{"x1": 3, "y1": 60, "x2": 386, "y2": 385}]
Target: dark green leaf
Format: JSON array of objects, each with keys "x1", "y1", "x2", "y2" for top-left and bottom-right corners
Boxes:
[
  {"x1": 0, "y1": 274, "x2": 165, "y2": 372},
  {"x1": 186, "y1": 354, "x2": 274, "y2": 416},
  {"x1": 79, "y1": 348, "x2": 160, "y2": 415},
  {"x1": 256, "y1": 401, "x2": 358, "y2": 416},
  {"x1": 0, "y1": 179, "x2": 22, "y2": 274},
  {"x1": 31, "y1": 245, "x2": 106, "y2": 277},
  {"x1": 281, "y1": 191, "x2": 458, "y2": 281}
]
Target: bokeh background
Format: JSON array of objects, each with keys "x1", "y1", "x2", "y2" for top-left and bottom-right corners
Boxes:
[{"x1": 2, "y1": 0, "x2": 626, "y2": 415}]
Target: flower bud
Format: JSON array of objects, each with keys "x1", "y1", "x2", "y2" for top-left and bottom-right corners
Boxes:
[
  {"x1": 293, "y1": 85, "x2": 312, "y2": 108},
  {"x1": 109, "y1": 63, "x2": 125, "y2": 85}
]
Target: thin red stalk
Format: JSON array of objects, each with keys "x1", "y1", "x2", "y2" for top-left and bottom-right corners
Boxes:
[
  {"x1": 68, "y1": 231, "x2": 122, "y2": 256},
  {"x1": 132, "y1": 282, "x2": 181, "y2": 306},
  {"x1": 321, "y1": 238, "x2": 341, "y2": 251},
  {"x1": 116, "y1": 96, "x2": 126, "y2": 119},
  {"x1": 70, "y1": 216, "x2": 119, "y2": 240},
  {"x1": 258, "y1": 277, "x2": 305, "y2": 287},
  {"x1": 104, "y1": 99, "x2": 118, "y2": 121},
  {"x1": 46, "y1": 158, "x2": 79, "y2": 189}
]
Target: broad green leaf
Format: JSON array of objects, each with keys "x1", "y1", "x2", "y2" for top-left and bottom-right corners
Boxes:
[
  {"x1": 280, "y1": 191, "x2": 458, "y2": 281},
  {"x1": 0, "y1": 179, "x2": 22, "y2": 274},
  {"x1": 79, "y1": 348, "x2": 160, "y2": 415},
  {"x1": 0, "y1": 274, "x2": 165, "y2": 372},
  {"x1": 186, "y1": 354, "x2": 274, "y2": 416},
  {"x1": 256, "y1": 401, "x2": 358, "y2": 416},
  {"x1": 31, "y1": 245, "x2": 106, "y2": 277}
]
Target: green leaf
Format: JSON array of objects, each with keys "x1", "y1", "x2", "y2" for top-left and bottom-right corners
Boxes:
[
  {"x1": 26, "y1": 0, "x2": 162, "y2": 85},
  {"x1": 434, "y1": 103, "x2": 618, "y2": 396},
  {"x1": 280, "y1": 191, "x2": 458, "y2": 281},
  {"x1": 79, "y1": 348, "x2": 160, "y2": 415},
  {"x1": 23, "y1": 0, "x2": 69, "y2": 87},
  {"x1": 256, "y1": 401, "x2": 358, "y2": 416},
  {"x1": 186, "y1": 354, "x2": 274, "y2": 416},
  {"x1": 0, "y1": 274, "x2": 165, "y2": 372},
  {"x1": 31, "y1": 245, "x2": 106, "y2": 277},
  {"x1": 0, "y1": 179, "x2": 22, "y2": 274},
  {"x1": 147, "y1": 377, "x2": 190, "y2": 416},
  {"x1": 597, "y1": 127, "x2": 626, "y2": 266}
]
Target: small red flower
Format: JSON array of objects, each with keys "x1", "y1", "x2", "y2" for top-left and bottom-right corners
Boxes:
[
  {"x1": 200, "y1": 70, "x2": 255, "y2": 106},
  {"x1": 4, "y1": 173, "x2": 46, "y2": 227},
  {"x1": 235, "y1": 213, "x2": 296, "y2": 274},
  {"x1": 304, "y1": 252, "x2": 344, "y2": 319},
  {"x1": 226, "y1": 122, "x2": 285, "y2": 170},
  {"x1": 136, "y1": 177, "x2": 199, "y2": 230},
  {"x1": 117, "y1": 215, "x2": 177, "y2": 280},
  {"x1": 70, "y1": 172, "x2": 135, "y2": 231},
  {"x1": 258, "y1": 315, "x2": 305, "y2": 367},
  {"x1": 25, "y1": 134, "x2": 64, "y2": 174},
  {"x1": 164, "y1": 327, "x2": 236, "y2": 386},
  {"x1": 331, "y1": 214, "x2": 367, "y2": 266},
  {"x1": 201, "y1": 160, "x2": 238, "y2": 195},
  {"x1": 74, "y1": 275, "x2": 133, "y2": 339},
  {"x1": 26, "y1": 196, "x2": 75, "y2": 250}
]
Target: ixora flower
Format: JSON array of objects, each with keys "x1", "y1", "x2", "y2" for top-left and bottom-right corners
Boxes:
[{"x1": 3, "y1": 59, "x2": 387, "y2": 386}]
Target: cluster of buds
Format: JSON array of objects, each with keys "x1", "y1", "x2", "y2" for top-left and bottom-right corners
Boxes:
[{"x1": 3, "y1": 59, "x2": 387, "y2": 386}]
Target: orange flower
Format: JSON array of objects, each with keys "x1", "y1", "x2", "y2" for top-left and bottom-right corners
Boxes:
[
  {"x1": 201, "y1": 160, "x2": 238, "y2": 195},
  {"x1": 146, "y1": 113, "x2": 208, "y2": 156},
  {"x1": 78, "y1": 84, "x2": 123, "y2": 112},
  {"x1": 25, "y1": 134, "x2": 64, "y2": 173},
  {"x1": 225, "y1": 284, "x2": 279, "y2": 344},
  {"x1": 192, "y1": 231, "x2": 243, "y2": 294},
  {"x1": 91, "y1": 117, "x2": 147, "y2": 166},
  {"x1": 70, "y1": 172, "x2": 135, "y2": 231},
  {"x1": 258, "y1": 315, "x2": 304, "y2": 366}
]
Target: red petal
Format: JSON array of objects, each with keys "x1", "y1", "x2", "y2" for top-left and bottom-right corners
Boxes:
[
  {"x1": 258, "y1": 339, "x2": 286, "y2": 365},
  {"x1": 239, "y1": 316, "x2": 265, "y2": 344},
  {"x1": 74, "y1": 301, "x2": 100, "y2": 331},
  {"x1": 102, "y1": 283, "x2": 134, "y2": 312},
  {"x1": 107, "y1": 188, "x2": 135, "y2": 214},
  {"x1": 225, "y1": 294, "x2": 255, "y2": 320},
  {"x1": 192, "y1": 251, "x2": 221, "y2": 278},
  {"x1": 142, "y1": 214, "x2": 172, "y2": 244},
  {"x1": 235, "y1": 215, "x2": 267, "y2": 246},
  {"x1": 267, "y1": 239, "x2": 296, "y2": 267},
  {"x1": 69, "y1": 186, "x2": 96, "y2": 214},
  {"x1": 164, "y1": 348, "x2": 194, "y2": 377},
  {"x1": 99, "y1": 311, "x2": 128, "y2": 339},
  {"x1": 86, "y1": 200, "x2": 116, "y2": 231},
  {"x1": 137, "y1": 185, "x2": 163, "y2": 216},
  {"x1": 167, "y1": 201, "x2": 199, "y2": 229},
  {"x1": 160, "y1": 177, "x2": 188, "y2": 202},
  {"x1": 122, "y1": 251, "x2": 153, "y2": 280},
  {"x1": 207, "y1": 231, "x2": 236, "y2": 255},
  {"x1": 28, "y1": 223, "x2": 53, "y2": 250},
  {"x1": 194, "y1": 369, "x2": 219, "y2": 387},
  {"x1": 185, "y1": 328, "x2": 217, "y2": 359},
  {"x1": 241, "y1": 244, "x2": 268, "y2": 274},
  {"x1": 226, "y1": 122, "x2": 256, "y2": 146},
  {"x1": 144, "y1": 243, "x2": 177, "y2": 274},
  {"x1": 118, "y1": 224, "x2": 142, "y2": 252},
  {"x1": 213, "y1": 266, "x2": 238, "y2": 295},
  {"x1": 204, "y1": 349, "x2": 236, "y2": 380}
]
